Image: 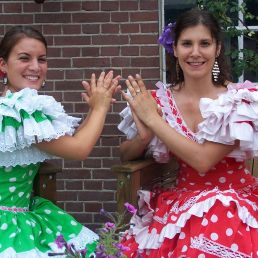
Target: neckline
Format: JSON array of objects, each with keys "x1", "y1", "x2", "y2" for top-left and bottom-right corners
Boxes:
[
  {"x1": 168, "y1": 86, "x2": 229, "y2": 135},
  {"x1": 168, "y1": 88, "x2": 197, "y2": 135}
]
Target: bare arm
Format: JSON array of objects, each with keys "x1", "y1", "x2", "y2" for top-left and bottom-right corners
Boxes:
[
  {"x1": 121, "y1": 75, "x2": 237, "y2": 173},
  {"x1": 37, "y1": 71, "x2": 120, "y2": 160}
]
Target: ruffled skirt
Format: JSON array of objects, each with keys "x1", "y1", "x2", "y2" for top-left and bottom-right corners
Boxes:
[{"x1": 121, "y1": 184, "x2": 258, "y2": 258}]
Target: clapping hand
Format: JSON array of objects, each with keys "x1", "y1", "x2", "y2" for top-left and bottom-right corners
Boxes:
[
  {"x1": 121, "y1": 74, "x2": 161, "y2": 126},
  {"x1": 82, "y1": 71, "x2": 121, "y2": 112}
]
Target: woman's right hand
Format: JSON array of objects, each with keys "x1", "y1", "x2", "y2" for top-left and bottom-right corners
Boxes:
[{"x1": 81, "y1": 71, "x2": 120, "y2": 113}]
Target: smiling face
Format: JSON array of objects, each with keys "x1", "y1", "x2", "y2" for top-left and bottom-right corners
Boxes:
[
  {"x1": 0, "y1": 37, "x2": 47, "y2": 92},
  {"x1": 173, "y1": 24, "x2": 221, "y2": 82}
]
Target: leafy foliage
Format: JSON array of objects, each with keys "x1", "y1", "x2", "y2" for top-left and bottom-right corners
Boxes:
[{"x1": 197, "y1": 0, "x2": 258, "y2": 79}]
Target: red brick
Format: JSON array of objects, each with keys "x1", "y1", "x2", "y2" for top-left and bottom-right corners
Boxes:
[
  {"x1": 4, "y1": 3, "x2": 22, "y2": 13},
  {"x1": 43, "y1": 25, "x2": 62, "y2": 35},
  {"x1": 101, "y1": 23, "x2": 119, "y2": 34},
  {"x1": 83, "y1": 180, "x2": 102, "y2": 190},
  {"x1": 130, "y1": 11, "x2": 158, "y2": 22},
  {"x1": 120, "y1": 23, "x2": 139, "y2": 33},
  {"x1": 63, "y1": 2, "x2": 82, "y2": 11},
  {"x1": 23, "y1": 3, "x2": 41, "y2": 13},
  {"x1": 55, "y1": 36, "x2": 91, "y2": 46},
  {"x1": 121, "y1": 46, "x2": 139, "y2": 56},
  {"x1": 101, "y1": 1, "x2": 119, "y2": 11},
  {"x1": 65, "y1": 69, "x2": 83, "y2": 80},
  {"x1": 73, "y1": 13, "x2": 110, "y2": 23},
  {"x1": 92, "y1": 35, "x2": 128, "y2": 45},
  {"x1": 82, "y1": 47, "x2": 100, "y2": 57},
  {"x1": 63, "y1": 24, "x2": 82, "y2": 34},
  {"x1": 0, "y1": 15, "x2": 32, "y2": 24},
  {"x1": 35, "y1": 13, "x2": 71, "y2": 23},
  {"x1": 92, "y1": 169, "x2": 116, "y2": 179},
  {"x1": 130, "y1": 34, "x2": 158, "y2": 44},
  {"x1": 82, "y1": 1, "x2": 100, "y2": 11},
  {"x1": 84, "y1": 202, "x2": 102, "y2": 213},
  {"x1": 66, "y1": 180, "x2": 83, "y2": 190},
  {"x1": 58, "y1": 169, "x2": 92, "y2": 180},
  {"x1": 141, "y1": 46, "x2": 159, "y2": 56},
  {"x1": 111, "y1": 12, "x2": 129, "y2": 22},
  {"x1": 120, "y1": 1, "x2": 138, "y2": 11},
  {"x1": 111, "y1": 57, "x2": 131, "y2": 67},
  {"x1": 63, "y1": 47, "x2": 81, "y2": 58},
  {"x1": 131, "y1": 57, "x2": 159, "y2": 67},
  {"x1": 78, "y1": 191, "x2": 114, "y2": 201},
  {"x1": 42, "y1": 2, "x2": 61, "y2": 12},
  {"x1": 101, "y1": 46, "x2": 120, "y2": 56},
  {"x1": 82, "y1": 24, "x2": 100, "y2": 34},
  {"x1": 140, "y1": 22, "x2": 159, "y2": 33},
  {"x1": 66, "y1": 202, "x2": 84, "y2": 212},
  {"x1": 140, "y1": 0, "x2": 158, "y2": 10}
]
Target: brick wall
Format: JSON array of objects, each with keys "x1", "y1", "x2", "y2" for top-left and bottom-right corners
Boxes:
[{"x1": 0, "y1": 0, "x2": 160, "y2": 230}]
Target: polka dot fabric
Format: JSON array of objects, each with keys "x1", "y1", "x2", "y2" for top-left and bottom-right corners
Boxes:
[
  {"x1": 0, "y1": 89, "x2": 98, "y2": 257},
  {"x1": 120, "y1": 85, "x2": 258, "y2": 258}
]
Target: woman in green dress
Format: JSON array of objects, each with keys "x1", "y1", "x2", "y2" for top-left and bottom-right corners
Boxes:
[{"x1": 0, "y1": 25, "x2": 119, "y2": 257}]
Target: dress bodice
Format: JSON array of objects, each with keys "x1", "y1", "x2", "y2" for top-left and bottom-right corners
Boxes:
[
  {"x1": 0, "y1": 164, "x2": 39, "y2": 209},
  {"x1": 176, "y1": 157, "x2": 256, "y2": 191}
]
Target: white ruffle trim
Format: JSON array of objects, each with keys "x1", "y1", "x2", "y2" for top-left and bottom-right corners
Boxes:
[
  {"x1": 196, "y1": 80, "x2": 258, "y2": 161},
  {"x1": 130, "y1": 188, "x2": 258, "y2": 250},
  {"x1": 0, "y1": 88, "x2": 81, "y2": 166},
  {"x1": 0, "y1": 227, "x2": 98, "y2": 258}
]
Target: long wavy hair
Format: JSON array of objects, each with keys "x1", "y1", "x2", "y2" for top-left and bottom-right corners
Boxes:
[{"x1": 167, "y1": 8, "x2": 231, "y2": 87}]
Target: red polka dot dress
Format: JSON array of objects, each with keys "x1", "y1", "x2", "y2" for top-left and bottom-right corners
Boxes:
[{"x1": 118, "y1": 81, "x2": 258, "y2": 258}]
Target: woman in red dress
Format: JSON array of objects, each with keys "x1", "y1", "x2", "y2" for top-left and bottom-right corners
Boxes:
[{"x1": 118, "y1": 8, "x2": 258, "y2": 258}]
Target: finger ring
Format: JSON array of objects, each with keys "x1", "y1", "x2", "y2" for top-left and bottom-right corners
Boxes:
[{"x1": 136, "y1": 89, "x2": 141, "y2": 94}]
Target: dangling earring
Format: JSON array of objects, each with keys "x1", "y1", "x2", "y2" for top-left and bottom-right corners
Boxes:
[
  {"x1": 41, "y1": 80, "x2": 46, "y2": 88},
  {"x1": 176, "y1": 59, "x2": 180, "y2": 81},
  {"x1": 212, "y1": 59, "x2": 220, "y2": 82},
  {"x1": 3, "y1": 76, "x2": 8, "y2": 85}
]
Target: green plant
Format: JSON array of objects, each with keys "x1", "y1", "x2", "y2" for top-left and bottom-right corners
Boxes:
[{"x1": 197, "y1": 0, "x2": 258, "y2": 79}]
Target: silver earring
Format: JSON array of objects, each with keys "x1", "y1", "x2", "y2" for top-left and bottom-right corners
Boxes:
[
  {"x1": 3, "y1": 76, "x2": 8, "y2": 85},
  {"x1": 212, "y1": 59, "x2": 220, "y2": 82},
  {"x1": 41, "y1": 80, "x2": 46, "y2": 88}
]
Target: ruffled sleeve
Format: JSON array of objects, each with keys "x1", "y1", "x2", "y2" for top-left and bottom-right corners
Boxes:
[
  {"x1": 0, "y1": 88, "x2": 81, "y2": 167},
  {"x1": 196, "y1": 80, "x2": 258, "y2": 161},
  {"x1": 117, "y1": 82, "x2": 171, "y2": 163}
]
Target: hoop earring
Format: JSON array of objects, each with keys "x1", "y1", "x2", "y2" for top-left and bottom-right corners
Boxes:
[
  {"x1": 212, "y1": 59, "x2": 220, "y2": 82},
  {"x1": 176, "y1": 60, "x2": 180, "y2": 81},
  {"x1": 41, "y1": 80, "x2": 46, "y2": 88},
  {"x1": 3, "y1": 76, "x2": 8, "y2": 85}
]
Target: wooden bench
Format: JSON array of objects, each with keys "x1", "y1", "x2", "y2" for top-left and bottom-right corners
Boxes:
[
  {"x1": 112, "y1": 157, "x2": 258, "y2": 214},
  {"x1": 34, "y1": 161, "x2": 62, "y2": 204}
]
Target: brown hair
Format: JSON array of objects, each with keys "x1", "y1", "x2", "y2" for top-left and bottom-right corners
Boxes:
[{"x1": 0, "y1": 25, "x2": 47, "y2": 61}]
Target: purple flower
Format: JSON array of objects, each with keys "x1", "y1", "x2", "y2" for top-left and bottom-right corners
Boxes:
[
  {"x1": 158, "y1": 22, "x2": 176, "y2": 54},
  {"x1": 55, "y1": 235, "x2": 66, "y2": 249},
  {"x1": 124, "y1": 202, "x2": 137, "y2": 214},
  {"x1": 113, "y1": 243, "x2": 130, "y2": 252},
  {"x1": 104, "y1": 222, "x2": 116, "y2": 230}
]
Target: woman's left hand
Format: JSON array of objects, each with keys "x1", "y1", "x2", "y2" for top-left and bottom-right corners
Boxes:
[
  {"x1": 82, "y1": 71, "x2": 121, "y2": 112},
  {"x1": 121, "y1": 74, "x2": 160, "y2": 125}
]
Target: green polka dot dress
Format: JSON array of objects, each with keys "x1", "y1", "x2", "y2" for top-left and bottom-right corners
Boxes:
[{"x1": 0, "y1": 88, "x2": 98, "y2": 257}]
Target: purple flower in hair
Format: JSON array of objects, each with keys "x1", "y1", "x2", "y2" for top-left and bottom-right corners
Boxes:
[{"x1": 158, "y1": 22, "x2": 176, "y2": 54}]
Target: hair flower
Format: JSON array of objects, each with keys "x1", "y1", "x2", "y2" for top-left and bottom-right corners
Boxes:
[{"x1": 158, "y1": 22, "x2": 176, "y2": 54}]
